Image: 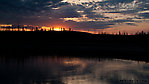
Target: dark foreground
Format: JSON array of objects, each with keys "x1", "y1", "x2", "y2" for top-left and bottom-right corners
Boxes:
[{"x1": 0, "y1": 31, "x2": 149, "y2": 62}]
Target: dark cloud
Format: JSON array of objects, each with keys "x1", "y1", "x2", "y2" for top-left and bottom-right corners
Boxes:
[
  {"x1": 50, "y1": 5, "x2": 81, "y2": 18},
  {"x1": 105, "y1": 0, "x2": 134, "y2": 3},
  {"x1": 0, "y1": 0, "x2": 63, "y2": 24},
  {"x1": 140, "y1": 13, "x2": 149, "y2": 18},
  {"x1": 0, "y1": 0, "x2": 50, "y2": 12},
  {"x1": 83, "y1": 7, "x2": 105, "y2": 19},
  {"x1": 109, "y1": 19, "x2": 136, "y2": 23},
  {"x1": 126, "y1": 23, "x2": 137, "y2": 26},
  {"x1": 66, "y1": 20, "x2": 113, "y2": 30}
]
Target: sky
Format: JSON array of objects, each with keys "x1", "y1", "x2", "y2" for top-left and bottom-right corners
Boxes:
[{"x1": 0, "y1": 0, "x2": 149, "y2": 33}]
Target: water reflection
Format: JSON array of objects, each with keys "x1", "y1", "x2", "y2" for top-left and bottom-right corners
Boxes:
[{"x1": 0, "y1": 56, "x2": 148, "y2": 84}]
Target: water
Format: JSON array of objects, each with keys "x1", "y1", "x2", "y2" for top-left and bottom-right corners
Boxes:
[{"x1": 0, "y1": 56, "x2": 149, "y2": 84}]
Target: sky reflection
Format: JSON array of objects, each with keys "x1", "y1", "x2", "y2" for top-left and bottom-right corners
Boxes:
[{"x1": 0, "y1": 56, "x2": 148, "y2": 84}]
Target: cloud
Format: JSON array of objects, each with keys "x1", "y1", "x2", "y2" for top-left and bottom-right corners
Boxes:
[
  {"x1": 0, "y1": 0, "x2": 149, "y2": 32},
  {"x1": 125, "y1": 23, "x2": 137, "y2": 26},
  {"x1": 61, "y1": 0, "x2": 104, "y2": 4},
  {"x1": 140, "y1": 13, "x2": 149, "y2": 18},
  {"x1": 65, "y1": 20, "x2": 113, "y2": 30},
  {"x1": 105, "y1": 0, "x2": 134, "y2": 3},
  {"x1": 50, "y1": 5, "x2": 81, "y2": 18},
  {"x1": 0, "y1": 0, "x2": 63, "y2": 24},
  {"x1": 62, "y1": 0, "x2": 148, "y2": 26},
  {"x1": 61, "y1": 0, "x2": 149, "y2": 30}
]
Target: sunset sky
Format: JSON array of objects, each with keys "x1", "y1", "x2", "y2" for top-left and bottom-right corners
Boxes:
[{"x1": 0, "y1": 0, "x2": 149, "y2": 33}]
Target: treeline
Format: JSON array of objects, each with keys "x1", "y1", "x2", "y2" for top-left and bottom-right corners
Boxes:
[
  {"x1": 0, "y1": 25, "x2": 73, "y2": 31},
  {"x1": 98, "y1": 31, "x2": 149, "y2": 36}
]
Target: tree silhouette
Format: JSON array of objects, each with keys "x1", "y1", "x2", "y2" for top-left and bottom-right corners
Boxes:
[
  {"x1": 69, "y1": 28, "x2": 71, "y2": 31},
  {"x1": 119, "y1": 31, "x2": 121, "y2": 35},
  {"x1": 22, "y1": 27, "x2": 25, "y2": 31},
  {"x1": 36, "y1": 27, "x2": 38, "y2": 31},
  {"x1": 63, "y1": 28, "x2": 65, "y2": 31}
]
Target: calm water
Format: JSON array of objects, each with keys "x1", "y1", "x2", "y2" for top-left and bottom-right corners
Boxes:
[{"x1": 0, "y1": 56, "x2": 149, "y2": 84}]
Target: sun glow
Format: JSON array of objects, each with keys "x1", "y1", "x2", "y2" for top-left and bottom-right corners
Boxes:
[
  {"x1": 41, "y1": 26, "x2": 67, "y2": 31},
  {"x1": 0, "y1": 24, "x2": 12, "y2": 27}
]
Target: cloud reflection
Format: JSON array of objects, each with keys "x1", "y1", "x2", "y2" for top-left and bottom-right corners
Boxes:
[{"x1": 1, "y1": 56, "x2": 148, "y2": 84}]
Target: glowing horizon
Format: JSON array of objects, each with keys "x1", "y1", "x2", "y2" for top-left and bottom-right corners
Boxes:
[
  {"x1": 41, "y1": 26, "x2": 68, "y2": 31},
  {"x1": 0, "y1": 0, "x2": 149, "y2": 34}
]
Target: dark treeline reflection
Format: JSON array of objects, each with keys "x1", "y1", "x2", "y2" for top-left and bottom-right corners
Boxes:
[{"x1": 0, "y1": 56, "x2": 149, "y2": 84}]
